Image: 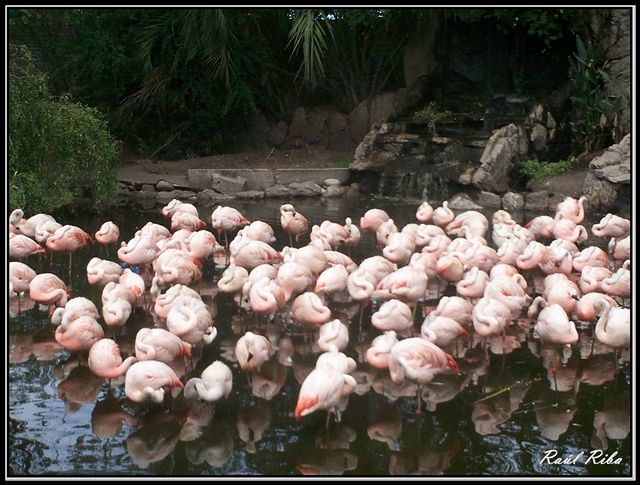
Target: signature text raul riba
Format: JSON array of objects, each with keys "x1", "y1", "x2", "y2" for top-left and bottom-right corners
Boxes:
[{"x1": 540, "y1": 449, "x2": 623, "y2": 466}]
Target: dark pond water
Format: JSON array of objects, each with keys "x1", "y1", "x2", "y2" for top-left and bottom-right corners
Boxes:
[{"x1": 8, "y1": 196, "x2": 632, "y2": 477}]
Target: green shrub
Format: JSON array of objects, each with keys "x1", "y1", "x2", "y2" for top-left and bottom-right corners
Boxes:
[
  {"x1": 519, "y1": 159, "x2": 572, "y2": 182},
  {"x1": 9, "y1": 44, "x2": 119, "y2": 213}
]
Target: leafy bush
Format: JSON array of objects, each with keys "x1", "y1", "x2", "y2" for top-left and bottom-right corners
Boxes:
[
  {"x1": 568, "y1": 36, "x2": 622, "y2": 155},
  {"x1": 9, "y1": 44, "x2": 119, "y2": 213},
  {"x1": 519, "y1": 159, "x2": 572, "y2": 182}
]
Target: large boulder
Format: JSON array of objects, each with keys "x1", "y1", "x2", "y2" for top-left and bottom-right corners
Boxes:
[
  {"x1": 472, "y1": 123, "x2": 528, "y2": 193},
  {"x1": 588, "y1": 134, "x2": 630, "y2": 184},
  {"x1": 582, "y1": 134, "x2": 630, "y2": 210}
]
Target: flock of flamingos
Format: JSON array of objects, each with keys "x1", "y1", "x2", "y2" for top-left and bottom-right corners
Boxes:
[{"x1": 9, "y1": 196, "x2": 631, "y2": 439}]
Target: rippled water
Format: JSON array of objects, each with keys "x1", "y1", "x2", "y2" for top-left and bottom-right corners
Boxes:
[{"x1": 8, "y1": 196, "x2": 632, "y2": 476}]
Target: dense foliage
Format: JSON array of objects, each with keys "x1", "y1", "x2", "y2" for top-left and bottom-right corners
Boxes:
[{"x1": 9, "y1": 45, "x2": 119, "y2": 213}]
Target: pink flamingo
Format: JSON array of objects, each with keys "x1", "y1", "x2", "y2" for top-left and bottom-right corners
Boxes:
[
  {"x1": 135, "y1": 327, "x2": 192, "y2": 362},
  {"x1": 54, "y1": 316, "x2": 105, "y2": 353},
  {"x1": 184, "y1": 361, "x2": 233, "y2": 402},
  {"x1": 294, "y1": 366, "x2": 356, "y2": 421},
  {"x1": 552, "y1": 217, "x2": 588, "y2": 244},
  {"x1": 472, "y1": 297, "x2": 511, "y2": 338},
  {"x1": 317, "y1": 319, "x2": 350, "y2": 353},
  {"x1": 276, "y1": 262, "x2": 314, "y2": 302},
  {"x1": 365, "y1": 331, "x2": 399, "y2": 369},
  {"x1": 102, "y1": 294, "x2": 133, "y2": 330},
  {"x1": 124, "y1": 360, "x2": 184, "y2": 403},
  {"x1": 153, "y1": 248, "x2": 202, "y2": 286},
  {"x1": 542, "y1": 274, "x2": 580, "y2": 315},
  {"x1": 408, "y1": 252, "x2": 438, "y2": 281},
  {"x1": 436, "y1": 253, "x2": 467, "y2": 283},
  {"x1": 599, "y1": 260, "x2": 630, "y2": 298},
  {"x1": 525, "y1": 215, "x2": 555, "y2": 240},
  {"x1": 383, "y1": 232, "x2": 416, "y2": 265},
  {"x1": 371, "y1": 299, "x2": 414, "y2": 334},
  {"x1": 186, "y1": 230, "x2": 223, "y2": 260},
  {"x1": 161, "y1": 199, "x2": 198, "y2": 218},
  {"x1": 86, "y1": 257, "x2": 123, "y2": 286},
  {"x1": 534, "y1": 302, "x2": 579, "y2": 346},
  {"x1": 9, "y1": 262, "x2": 37, "y2": 301},
  {"x1": 29, "y1": 273, "x2": 68, "y2": 308},
  {"x1": 573, "y1": 246, "x2": 610, "y2": 272},
  {"x1": 346, "y1": 269, "x2": 376, "y2": 302},
  {"x1": 416, "y1": 202, "x2": 434, "y2": 223},
  {"x1": 230, "y1": 239, "x2": 283, "y2": 270},
  {"x1": 211, "y1": 205, "x2": 250, "y2": 242},
  {"x1": 555, "y1": 196, "x2": 586, "y2": 224},
  {"x1": 430, "y1": 296, "x2": 474, "y2": 327},
  {"x1": 324, "y1": 250, "x2": 357, "y2": 273},
  {"x1": 315, "y1": 265, "x2": 349, "y2": 295},
  {"x1": 360, "y1": 208, "x2": 390, "y2": 232},
  {"x1": 34, "y1": 219, "x2": 63, "y2": 244},
  {"x1": 280, "y1": 204, "x2": 309, "y2": 245},
  {"x1": 9, "y1": 234, "x2": 45, "y2": 259},
  {"x1": 46, "y1": 224, "x2": 93, "y2": 255},
  {"x1": 88, "y1": 338, "x2": 137, "y2": 379},
  {"x1": 119, "y1": 268, "x2": 145, "y2": 303},
  {"x1": 291, "y1": 292, "x2": 332, "y2": 327},
  {"x1": 375, "y1": 266, "x2": 427, "y2": 306},
  {"x1": 609, "y1": 236, "x2": 630, "y2": 262},
  {"x1": 9, "y1": 209, "x2": 57, "y2": 238},
  {"x1": 456, "y1": 267, "x2": 489, "y2": 299},
  {"x1": 166, "y1": 296, "x2": 216, "y2": 345},
  {"x1": 51, "y1": 297, "x2": 99, "y2": 327},
  {"x1": 153, "y1": 284, "x2": 200, "y2": 319},
  {"x1": 235, "y1": 331, "x2": 271, "y2": 372},
  {"x1": 218, "y1": 264, "x2": 249, "y2": 294},
  {"x1": 516, "y1": 241, "x2": 548, "y2": 270},
  {"x1": 249, "y1": 277, "x2": 286, "y2": 315},
  {"x1": 414, "y1": 224, "x2": 446, "y2": 247},
  {"x1": 432, "y1": 201, "x2": 454, "y2": 228},
  {"x1": 117, "y1": 236, "x2": 161, "y2": 266},
  {"x1": 95, "y1": 221, "x2": 120, "y2": 245},
  {"x1": 376, "y1": 219, "x2": 398, "y2": 248},
  {"x1": 290, "y1": 245, "x2": 328, "y2": 275},
  {"x1": 421, "y1": 316, "x2": 470, "y2": 348},
  {"x1": 170, "y1": 211, "x2": 207, "y2": 232},
  {"x1": 579, "y1": 266, "x2": 613, "y2": 294},
  {"x1": 592, "y1": 213, "x2": 630, "y2": 239},
  {"x1": 387, "y1": 337, "x2": 459, "y2": 414},
  {"x1": 575, "y1": 292, "x2": 618, "y2": 323},
  {"x1": 243, "y1": 221, "x2": 276, "y2": 244},
  {"x1": 421, "y1": 234, "x2": 452, "y2": 260},
  {"x1": 538, "y1": 245, "x2": 573, "y2": 275},
  {"x1": 593, "y1": 300, "x2": 630, "y2": 349},
  {"x1": 135, "y1": 222, "x2": 171, "y2": 244},
  {"x1": 344, "y1": 218, "x2": 361, "y2": 247}
]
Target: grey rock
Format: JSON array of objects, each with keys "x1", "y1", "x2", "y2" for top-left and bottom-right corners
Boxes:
[
  {"x1": 472, "y1": 123, "x2": 528, "y2": 193},
  {"x1": 524, "y1": 190, "x2": 549, "y2": 211},
  {"x1": 197, "y1": 189, "x2": 234, "y2": 203},
  {"x1": 589, "y1": 134, "x2": 630, "y2": 184},
  {"x1": 305, "y1": 112, "x2": 328, "y2": 145},
  {"x1": 582, "y1": 171, "x2": 619, "y2": 210},
  {"x1": 288, "y1": 181, "x2": 323, "y2": 197},
  {"x1": 211, "y1": 173, "x2": 247, "y2": 194},
  {"x1": 448, "y1": 193, "x2": 483, "y2": 210},
  {"x1": 324, "y1": 178, "x2": 342, "y2": 187},
  {"x1": 349, "y1": 101, "x2": 370, "y2": 144},
  {"x1": 322, "y1": 186, "x2": 347, "y2": 198},
  {"x1": 344, "y1": 187, "x2": 361, "y2": 199},
  {"x1": 530, "y1": 124, "x2": 548, "y2": 152},
  {"x1": 327, "y1": 113, "x2": 353, "y2": 151},
  {"x1": 268, "y1": 121, "x2": 288, "y2": 146},
  {"x1": 236, "y1": 190, "x2": 265, "y2": 200},
  {"x1": 140, "y1": 184, "x2": 155, "y2": 192},
  {"x1": 155, "y1": 180, "x2": 174, "y2": 192},
  {"x1": 156, "y1": 189, "x2": 198, "y2": 202},
  {"x1": 502, "y1": 192, "x2": 525, "y2": 212},
  {"x1": 264, "y1": 184, "x2": 290, "y2": 198},
  {"x1": 477, "y1": 191, "x2": 502, "y2": 209},
  {"x1": 547, "y1": 193, "x2": 566, "y2": 213}
]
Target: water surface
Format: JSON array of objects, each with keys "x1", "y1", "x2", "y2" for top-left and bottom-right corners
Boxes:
[{"x1": 8, "y1": 196, "x2": 632, "y2": 476}]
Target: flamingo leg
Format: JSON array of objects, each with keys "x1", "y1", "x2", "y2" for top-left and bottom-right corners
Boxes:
[
  {"x1": 416, "y1": 384, "x2": 422, "y2": 416},
  {"x1": 289, "y1": 233, "x2": 293, "y2": 248}
]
